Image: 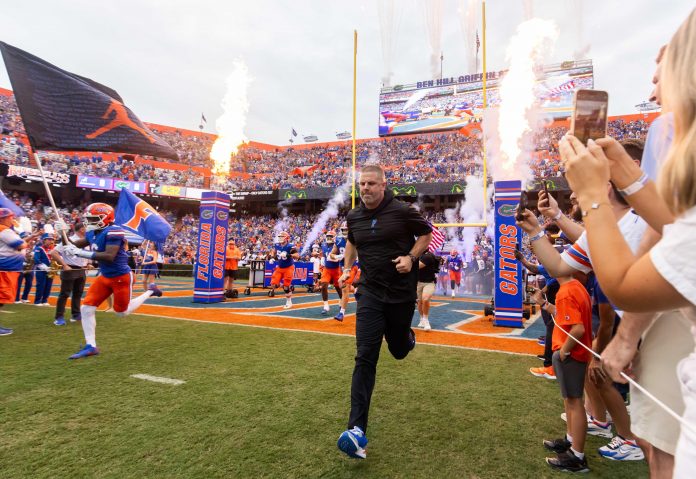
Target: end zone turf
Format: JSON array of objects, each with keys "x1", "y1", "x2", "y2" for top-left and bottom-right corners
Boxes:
[{"x1": 0, "y1": 306, "x2": 647, "y2": 478}]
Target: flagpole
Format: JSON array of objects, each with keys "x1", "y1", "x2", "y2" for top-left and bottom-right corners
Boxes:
[
  {"x1": 32, "y1": 151, "x2": 69, "y2": 244},
  {"x1": 481, "y1": 0, "x2": 488, "y2": 222},
  {"x1": 351, "y1": 29, "x2": 357, "y2": 209}
]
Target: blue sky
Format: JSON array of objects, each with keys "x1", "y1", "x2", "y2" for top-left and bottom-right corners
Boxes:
[{"x1": 1, "y1": 0, "x2": 693, "y2": 144}]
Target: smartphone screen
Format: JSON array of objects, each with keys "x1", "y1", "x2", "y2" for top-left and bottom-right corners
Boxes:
[
  {"x1": 542, "y1": 180, "x2": 549, "y2": 197},
  {"x1": 516, "y1": 191, "x2": 528, "y2": 221},
  {"x1": 571, "y1": 89, "x2": 609, "y2": 145}
]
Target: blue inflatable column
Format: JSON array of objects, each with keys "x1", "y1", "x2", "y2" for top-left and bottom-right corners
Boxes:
[
  {"x1": 493, "y1": 180, "x2": 524, "y2": 327},
  {"x1": 193, "y1": 191, "x2": 229, "y2": 303}
]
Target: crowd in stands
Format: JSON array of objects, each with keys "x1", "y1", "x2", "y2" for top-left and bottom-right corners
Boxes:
[{"x1": 1, "y1": 91, "x2": 654, "y2": 193}]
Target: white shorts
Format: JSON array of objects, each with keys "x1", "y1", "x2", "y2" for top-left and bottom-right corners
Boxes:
[
  {"x1": 674, "y1": 350, "x2": 696, "y2": 478},
  {"x1": 417, "y1": 282, "x2": 435, "y2": 301},
  {"x1": 631, "y1": 311, "x2": 695, "y2": 455}
]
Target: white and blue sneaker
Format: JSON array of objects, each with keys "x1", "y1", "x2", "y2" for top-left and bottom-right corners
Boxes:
[
  {"x1": 53, "y1": 317, "x2": 66, "y2": 326},
  {"x1": 334, "y1": 311, "x2": 344, "y2": 322},
  {"x1": 68, "y1": 344, "x2": 100, "y2": 360},
  {"x1": 598, "y1": 436, "x2": 645, "y2": 461},
  {"x1": 587, "y1": 419, "x2": 613, "y2": 438},
  {"x1": 0, "y1": 326, "x2": 13, "y2": 336},
  {"x1": 337, "y1": 426, "x2": 368, "y2": 459}
]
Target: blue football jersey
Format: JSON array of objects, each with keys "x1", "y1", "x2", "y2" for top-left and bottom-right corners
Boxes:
[
  {"x1": 448, "y1": 255, "x2": 463, "y2": 272},
  {"x1": 274, "y1": 242, "x2": 296, "y2": 268},
  {"x1": 86, "y1": 225, "x2": 131, "y2": 278}
]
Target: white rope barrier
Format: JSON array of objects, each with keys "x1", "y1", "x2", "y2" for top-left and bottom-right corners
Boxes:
[{"x1": 551, "y1": 313, "x2": 696, "y2": 436}]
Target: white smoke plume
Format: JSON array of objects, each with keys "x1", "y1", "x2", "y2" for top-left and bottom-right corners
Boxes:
[
  {"x1": 486, "y1": 18, "x2": 558, "y2": 184},
  {"x1": 458, "y1": 0, "x2": 479, "y2": 74},
  {"x1": 378, "y1": 0, "x2": 403, "y2": 87},
  {"x1": 301, "y1": 177, "x2": 352, "y2": 255},
  {"x1": 423, "y1": 0, "x2": 444, "y2": 79},
  {"x1": 572, "y1": 0, "x2": 591, "y2": 60},
  {"x1": 274, "y1": 199, "x2": 293, "y2": 238},
  {"x1": 522, "y1": 0, "x2": 534, "y2": 20},
  {"x1": 443, "y1": 175, "x2": 490, "y2": 260}
]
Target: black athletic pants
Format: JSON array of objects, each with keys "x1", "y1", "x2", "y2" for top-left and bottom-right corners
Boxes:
[
  {"x1": 55, "y1": 268, "x2": 86, "y2": 319},
  {"x1": 348, "y1": 293, "x2": 416, "y2": 433},
  {"x1": 541, "y1": 308, "x2": 554, "y2": 367}
]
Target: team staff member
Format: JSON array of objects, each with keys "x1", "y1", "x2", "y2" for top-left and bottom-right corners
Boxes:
[
  {"x1": 224, "y1": 238, "x2": 242, "y2": 295},
  {"x1": 33, "y1": 233, "x2": 55, "y2": 306},
  {"x1": 336, "y1": 164, "x2": 432, "y2": 459},
  {"x1": 416, "y1": 250, "x2": 439, "y2": 331},
  {"x1": 51, "y1": 223, "x2": 89, "y2": 325},
  {"x1": 0, "y1": 208, "x2": 31, "y2": 335}
]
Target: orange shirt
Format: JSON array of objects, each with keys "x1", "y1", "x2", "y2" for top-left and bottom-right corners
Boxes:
[
  {"x1": 551, "y1": 279, "x2": 593, "y2": 362},
  {"x1": 225, "y1": 244, "x2": 241, "y2": 270}
]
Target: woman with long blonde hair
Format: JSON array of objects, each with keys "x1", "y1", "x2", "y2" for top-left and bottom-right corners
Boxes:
[{"x1": 560, "y1": 8, "x2": 696, "y2": 477}]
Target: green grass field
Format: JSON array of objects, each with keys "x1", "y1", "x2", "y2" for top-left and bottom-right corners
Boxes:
[{"x1": 0, "y1": 306, "x2": 648, "y2": 478}]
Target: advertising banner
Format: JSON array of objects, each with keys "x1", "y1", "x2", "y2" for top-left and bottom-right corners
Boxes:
[
  {"x1": 9, "y1": 165, "x2": 70, "y2": 184},
  {"x1": 113, "y1": 179, "x2": 149, "y2": 193},
  {"x1": 76, "y1": 175, "x2": 113, "y2": 190},
  {"x1": 493, "y1": 180, "x2": 524, "y2": 327},
  {"x1": 193, "y1": 191, "x2": 229, "y2": 303},
  {"x1": 152, "y1": 184, "x2": 186, "y2": 198}
]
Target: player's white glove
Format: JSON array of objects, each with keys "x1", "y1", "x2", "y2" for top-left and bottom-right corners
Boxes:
[
  {"x1": 54, "y1": 220, "x2": 69, "y2": 233},
  {"x1": 37, "y1": 263, "x2": 50, "y2": 271},
  {"x1": 333, "y1": 254, "x2": 345, "y2": 262},
  {"x1": 66, "y1": 244, "x2": 94, "y2": 260},
  {"x1": 280, "y1": 251, "x2": 288, "y2": 260}
]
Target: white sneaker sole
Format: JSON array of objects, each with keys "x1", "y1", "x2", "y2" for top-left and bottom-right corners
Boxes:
[{"x1": 600, "y1": 451, "x2": 645, "y2": 461}]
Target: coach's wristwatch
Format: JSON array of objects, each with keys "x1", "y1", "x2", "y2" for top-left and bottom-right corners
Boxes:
[{"x1": 408, "y1": 254, "x2": 418, "y2": 263}]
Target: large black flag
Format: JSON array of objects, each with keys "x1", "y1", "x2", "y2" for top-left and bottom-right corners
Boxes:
[{"x1": 0, "y1": 42, "x2": 178, "y2": 160}]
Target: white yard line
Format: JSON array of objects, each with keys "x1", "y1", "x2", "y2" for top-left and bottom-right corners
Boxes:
[{"x1": 130, "y1": 374, "x2": 186, "y2": 385}]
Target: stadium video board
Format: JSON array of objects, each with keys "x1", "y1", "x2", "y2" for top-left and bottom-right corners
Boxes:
[{"x1": 378, "y1": 60, "x2": 594, "y2": 136}]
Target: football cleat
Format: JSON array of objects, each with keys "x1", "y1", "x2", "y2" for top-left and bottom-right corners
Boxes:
[
  {"x1": 53, "y1": 317, "x2": 66, "y2": 326},
  {"x1": 68, "y1": 344, "x2": 100, "y2": 360},
  {"x1": 337, "y1": 426, "x2": 368, "y2": 459},
  {"x1": 334, "y1": 312, "x2": 344, "y2": 322},
  {"x1": 148, "y1": 283, "x2": 163, "y2": 297}
]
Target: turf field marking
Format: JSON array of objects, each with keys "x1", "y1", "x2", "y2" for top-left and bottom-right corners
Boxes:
[
  {"x1": 130, "y1": 374, "x2": 186, "y2": 385},
  {"x1": 130, "y1": 312, "x2": 533, "y2": 356}
]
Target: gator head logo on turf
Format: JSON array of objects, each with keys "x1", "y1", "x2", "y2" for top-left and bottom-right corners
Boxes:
[
  {"x1": 283, "y1": 190, "x2": 307, "y2": 200},
  {"x1": 390, "y1": 186, "x2": 417, "y2": 197},
  {"x1": 201, "y1": 209, "x2": 214, "y2": 220},
  {"x1": 451, "y1": 183, "x2": 464, "y2": 194},
  {"x1": 497, "y1": 204, "x2": 517, "y2": 217}
]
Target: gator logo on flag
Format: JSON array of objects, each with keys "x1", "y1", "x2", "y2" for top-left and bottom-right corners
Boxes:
[
  {"x1": 390, "y1": 186, "x2": 417, "y2": 197},
  {"x1": 115, "y1": 188, "x2": 171, "y2": 243}
]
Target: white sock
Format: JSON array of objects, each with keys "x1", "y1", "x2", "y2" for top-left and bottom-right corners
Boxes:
[
  {"x1": 340, "y1": 308, "x2": 345, "y2": 314},
  {"x1": 81, "y1": 305, "x2": 97, "y2": 347},
  {"x1": 570, "y1": 447, "x2": 584, "y2": 460},
  {"x1": 566, "y1": 433, "x2": 573, "y2": 443},
  {"x1": 423, "y1": 315, "x2": 428, "y2": 322},
  {"x1": 323, "y1": 301, "x2": 329, "y2": 309},
  {"x1": 126, "y1": 290, "x2": 154, "y2": 314}
]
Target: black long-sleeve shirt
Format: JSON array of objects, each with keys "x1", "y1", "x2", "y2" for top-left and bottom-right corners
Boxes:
[{"x1": 347, "y1": 190, "x2": 432, "y2": 303}]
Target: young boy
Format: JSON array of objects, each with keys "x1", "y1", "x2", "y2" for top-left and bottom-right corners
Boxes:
[{"x1": 532, "y1": 272, "x2": 592, "y2": 473}]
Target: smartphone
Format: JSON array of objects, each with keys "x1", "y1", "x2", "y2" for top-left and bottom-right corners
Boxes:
[
  {"x1": 570, "y1": 89, "x2": 609, "y2": 145},
  {"x1": 516, "y1": 191, "x2": 528, "y2": 221},
  {"x1": 542, "y1": 179, "x2": 549, "y2": 197}
]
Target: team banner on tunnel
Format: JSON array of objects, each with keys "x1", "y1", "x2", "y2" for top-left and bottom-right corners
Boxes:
[
  {"x1": 193, "y1": 191, "x2": 230, "y2": 303},
  {"x1": 263, "y1": 261, "x2": 314, "y2": 287},
  {"x1": 493, "y1": 180, "x2": 523, "y2": 328}
]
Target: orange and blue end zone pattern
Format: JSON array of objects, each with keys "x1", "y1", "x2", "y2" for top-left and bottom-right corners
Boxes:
[{"x1": 35, "y1": 277, "x2": 546, "y2": 356}]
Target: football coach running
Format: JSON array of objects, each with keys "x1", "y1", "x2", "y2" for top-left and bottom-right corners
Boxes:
[{"x1": 336, "y1": 164, "x2": 432, "y2": 459}]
